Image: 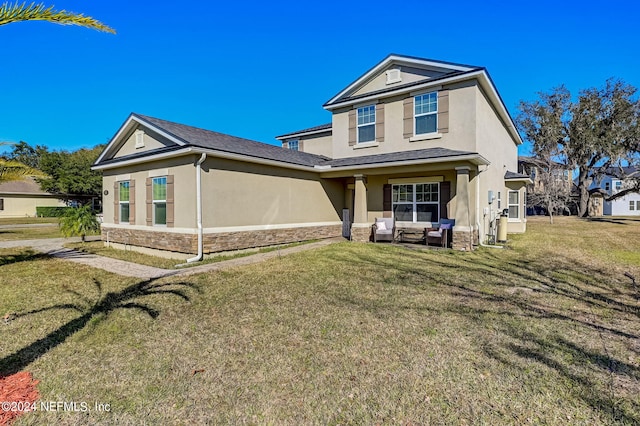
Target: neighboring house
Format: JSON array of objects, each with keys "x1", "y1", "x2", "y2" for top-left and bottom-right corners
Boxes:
[
  {"x1": 589, "y1": 167, "x2": 640, "y2": 216},
  {"x1": 518, "y1": 156, "x2": 573, "y2": 215},
  {"x1": 0, "y1": 177, "x2": 66, "y2": 218},
  {"x1": 92, "y1": 54, "x2": 528, "y2": 255}
]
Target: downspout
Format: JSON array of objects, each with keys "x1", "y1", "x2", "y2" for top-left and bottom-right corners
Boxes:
[
  {"x1": 476, "y1": 164, "x2": 503, "y2": 249},
  {"x1": 187, "y1": 153, "x2": 207, "y2": 263}
]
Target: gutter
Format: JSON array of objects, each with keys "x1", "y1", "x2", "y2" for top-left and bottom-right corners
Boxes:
[{"x1": 186, "y1": 153, "x2": 207, "y2": 263}]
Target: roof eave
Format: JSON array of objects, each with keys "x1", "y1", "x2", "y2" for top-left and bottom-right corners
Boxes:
[
  {"x1": 324, "y1": 54, "x2": 477, "y2": 106},
  {"x1": 275, "y1": 127, "x2": 333, "y2": 141},
  {"x1": 318, "y1": 153, "x2": 490, "y2": 175}
]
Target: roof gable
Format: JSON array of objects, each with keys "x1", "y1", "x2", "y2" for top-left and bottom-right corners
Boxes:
[
  {"x1": 325, "y1": 54, "x2": 477, "y2": 107},
  {"x1": 95, "y1": 114, "x2": 186, "y2": 164}
]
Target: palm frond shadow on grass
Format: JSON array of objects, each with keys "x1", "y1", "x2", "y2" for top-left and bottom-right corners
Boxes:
[
  {"x1": 0, "y1": 277, "x2": 200, "y2": 376},
  {"x1": 0, "y1": 249, "x2": 48, "y2": 267}
]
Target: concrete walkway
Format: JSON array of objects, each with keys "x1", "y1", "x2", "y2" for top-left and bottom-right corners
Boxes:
[
  {"x1": 0, "y1": 237, "x2": 343, "y2": 279},
  {"x1": 0, "y1": 222, "x2": 58, "y2": 229}
]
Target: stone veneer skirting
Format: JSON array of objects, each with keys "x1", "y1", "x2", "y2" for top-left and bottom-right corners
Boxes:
[
  {"x1": 102, "y1": 224, "x2": 343, "y2": 255},
  {"x1": 452, "y1": 229, "x2": 479, "y2": 251}
]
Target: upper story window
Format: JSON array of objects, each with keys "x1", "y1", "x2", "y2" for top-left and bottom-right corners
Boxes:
[
  {"x1": 415, "y1": 92, "x2": 438, "y2": 135},
  {"x1": 119, "y1": 181, "x2": 130, "y2": 223},
  {"x1": 288, "y1": 140, "x2": 299, "y2": 151},
  {"x1": 604, "y1": 182, "x2": 610, "y2": 191},
  {"x1": 0, "y1": 198, "x2": 4, "y2": 211},
  {"x1": 152, "y1": 177, "x2": 167, "y2": 226},
  {"x1": 357, "y1": 105, "x2": 376, "y2": 143},
  {"x1": 614, "y1": 181, "x2": 622, "y2": 191}
]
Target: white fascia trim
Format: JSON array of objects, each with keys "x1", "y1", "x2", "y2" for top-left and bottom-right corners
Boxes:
[
  {"x1": 95, "y1": 115, "x2": 187, "y2": 165},
  {"x1": 92, "y1": 147, "x2": 195, "y2": 170},
  {"x1": 319, "y1": 154, "x2": 491, "y2": 174},
  {"x1": 326, "y1": 55, "x2": 474, "y2": 106},
  {"x1": 203, "y1": 221, "x2": 343, "y2": 234},
  {"x1": 276, "y1": 128, "x2": 332, "y2": 140},
  {"x1": 190, "y1": 148, "x2": 318, "y2": 172},
  {"x1": 505, "y1": 177, "x2": 534, "y2": 184},
  {"x1": 326, "y1": 70, "x2": 485, "y2": 110}
]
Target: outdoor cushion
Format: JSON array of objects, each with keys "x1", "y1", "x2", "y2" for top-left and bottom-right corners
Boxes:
[
  {"x1": 427, "y1": 230, "x2": 442, "y2": 237},
  {"x1": 439, "y1": 223, "x2": 452, "y2": 230},
  {"x1": 375, "y1": 220, "x2": 387, "y2": 231},
  {"x1": 377, "y1": 229, "x2": 393, "y2": 235}
]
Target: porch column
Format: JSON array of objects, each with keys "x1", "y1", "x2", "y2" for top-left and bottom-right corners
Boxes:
[
  {"x1": 453, "y1": 166, "x2": 473, "y2": 251},
  {"x1": 351, "y1": 174, "x2": 371, "y2": 242}
]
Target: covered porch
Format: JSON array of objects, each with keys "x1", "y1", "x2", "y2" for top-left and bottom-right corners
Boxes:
[{"x1": 321, "y1": 157, "x2": 486, "y2": 251}]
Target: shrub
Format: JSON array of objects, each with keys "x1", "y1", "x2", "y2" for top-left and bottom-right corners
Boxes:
[
  {"x1": 58, "y1": 205, "x2": 100, "y2": 242},
  {"x1": 36, "y1": 206, "x2": 71, "y2": 217}
]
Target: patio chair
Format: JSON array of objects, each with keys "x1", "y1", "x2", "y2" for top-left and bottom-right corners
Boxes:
[
  {"x1": 372, "y1": 217, "x2": 396, "y2": 243},
  {"x1": 426, "y1": 218, "x2": 455, "y2": 248}
]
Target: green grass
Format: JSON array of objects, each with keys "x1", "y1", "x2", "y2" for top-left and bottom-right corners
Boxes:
[
  {"x1": 0, "y1": 226, "x2": 63, "y2": 241},
  {"x1": 64, "y1": 240, "x2": 317, "y2": 269},
  {"x1": 2, "y1": 216, "x2": 639, "y2": 424},
  {"x1": 0, "y1": 217, "x2": 58, "y2": 225}
]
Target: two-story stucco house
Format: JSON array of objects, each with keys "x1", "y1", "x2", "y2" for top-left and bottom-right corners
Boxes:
[
  {"x1": 92, "y1": 54, "x2": 529, "y2": 258},
  {"x1": 588, "y1": 167, "x2": 640, "y2": 216}
]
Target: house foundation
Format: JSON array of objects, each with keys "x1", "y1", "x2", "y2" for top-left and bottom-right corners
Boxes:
[{"x1": 103, "y1": 224, "x2": 343, "y2": 255}]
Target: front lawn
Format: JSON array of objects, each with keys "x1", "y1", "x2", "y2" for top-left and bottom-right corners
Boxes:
[{"x1": 1, "y1": 216, "x2": 638, "y2": 424}]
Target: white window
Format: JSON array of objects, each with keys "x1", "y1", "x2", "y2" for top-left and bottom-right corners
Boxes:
[
  {"x1": 637, "y1": 200, "x2": 640, "y2": 210},
  {"x1": 414, "y1": 92, "x2": 438, "y2": 135},
  {"x1": 392, "y1": 183, "x2": 439, "y2": 223},
  {"x1": 508, "y1": 190, "x2": 520, "y2": 219},
  {"x1": 357, "y1": 105, "x2": 376, "y2": 143},
  {"x1": 119, "y1": 181, "x2": 130, "y2": 223},
  {"x1": 615, "y1": 181, "x2": 622, "y2": 191},
  {"x1": 152, "y1": 177, "x2": 167, "y2": 225},
  {"x1": 630, "y1": 201, "x2": 635, "y2": 211},
  {"x1": 288, "y1": 140, "x2": 299, "y2": 151}
]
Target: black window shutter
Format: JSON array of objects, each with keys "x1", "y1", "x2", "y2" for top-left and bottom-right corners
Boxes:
[
  {"x1": 383, "y1": 184, "x2": 392, "y2": 218},
  {"x1": 440, "y1": 181, "x2": 450, "y2": 220}
]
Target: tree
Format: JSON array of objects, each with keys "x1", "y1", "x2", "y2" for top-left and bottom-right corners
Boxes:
[
  {"x1": 38, "y1": 145, "x2": 104, "y2": 199},
  {"x1": 0, "y1": 142, "x2": 43, "y2": 183},
  {"x1": 5, "y1": 140, "x2": 48, "y2": 168},
  {"x1": 0, "y1": 2, "x2": 115, "y2": 33},
  {"x1": 517, "y1": 79, "x2": 640, "y2": 217},
  {"x1": 59, "y1": 204, "x2": 99, "y2": 242}
]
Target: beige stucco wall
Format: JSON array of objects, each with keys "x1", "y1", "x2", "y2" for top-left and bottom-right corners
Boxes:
[
  {"x1": 300, "y1": 133, "x2": 333, "y2": 158},
  {"x1": 474, "y1": 85, "x2": 524, "y2": 237},
  {"x1": 113, "y1": 126, "x2": 174, "y2": 159},
  {"x1": 0, "y1": 195, "x2": 65, "y2": 218},
  {"x1": 331, "y1": 80, "x2": 479, "y2": 159},
  {"x1": 102, "y1": 155, "x2": 198, "y2": 229},
  {"x1": 505, "y1": 183, "x2": 527, "y2": 233},
  {"x1": 201, "y1": 157, "x2": 344, "y2": 228},
  {"x1": 353, "y1": 66, "x2": 449, "y2": 97}
]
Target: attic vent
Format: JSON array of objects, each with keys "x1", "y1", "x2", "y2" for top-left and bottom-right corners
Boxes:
[
  {"x1": 134, "y1": 129, "x2": 145, "y2": 148},
  {"x1": 386, "y1": 68, "x2": 401, "y2": 85}
]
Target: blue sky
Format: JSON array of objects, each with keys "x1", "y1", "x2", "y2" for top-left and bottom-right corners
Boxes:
[{"x1": 1, "y1": 0, "x2": 639, "y2": 156}]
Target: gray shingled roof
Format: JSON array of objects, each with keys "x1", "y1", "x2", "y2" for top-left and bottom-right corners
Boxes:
[
  {"x1": 324, "y1": 147, "x2": 478, "y2": 167},
  {"x1": 276, "y1": 123, "x2": 332, "y2": 140},
  {"x1": 97, "y1": 114, "x2": 331, "y2": 168},
  {"x1": 0, "y1": 177, "x2": 49, "y2": 195},
  {"x1": 504, "y1": 170, "x2": 531, "y2": 180},
  {"x1": 97, "y1": 114, "x2": 486, "y2": 170}
]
